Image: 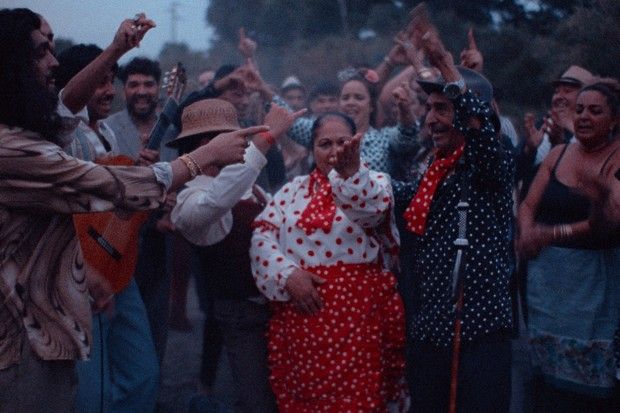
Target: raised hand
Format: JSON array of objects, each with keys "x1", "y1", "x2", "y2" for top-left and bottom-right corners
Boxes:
[
  {"x1": 523, "y1": 112, "x2": 544, "y2": 153},
  {"x1": 416, "y1": 22, "x2": 461, "y2": 83},
  {"x1": 332, "y1": 133, "x2": 362, "y2": 179},
  {"x1": 386, "y1": 32, "x2": 411, "y2": 67},
  {"x1": 550, "y1": 98, "x2": 574, "y2": 135},
  {"x1": 545, "y1": 110, "x2": 565, "y2": 145},
  {"x1": 392, "y1": 81, "x2": 417, "y2": 126},
  {"x1": 238, "y1": 27, "x2": 257, "y2": 59},
  {"x1": 213, "y1": 66, "x2": 267, "y2": 96},
  {"x1": 237, "y1": 66, "x2": 274, "y2": 100},
  {"x1": 392, "y1": 81, "x2": 411, "y2": 105},
  {"x1": 285, "y1": 268, "x2": 326, "y2": 315},
  {"x1": 213, "y1": 66, "x2": 248, "y2": 94},
  {"x1": 262, "y1": 104, "x2": 307, "y2": 140},
  {"x1": 420, "y1": 26, "x2": 452, "y2": 69},
  {"x1": 112, "y1": 13, "x2": 156, "y2": 54},
  {"x1": 407, "y1": 2, "x2": 433, "y2": 48},
  {"x1": 237, "y1": 66, "x2": 267, "y2": 92},
  {"x1": 460, "y1": 27, "x2": 483, "y2": 72},
  {"x1": 392, "y1": 31, "x2": 422, "y2": 70}
]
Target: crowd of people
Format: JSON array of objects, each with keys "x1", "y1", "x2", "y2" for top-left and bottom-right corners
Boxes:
[{"x1": 0, "y1": 5, "x2": 618, "y2": 413}]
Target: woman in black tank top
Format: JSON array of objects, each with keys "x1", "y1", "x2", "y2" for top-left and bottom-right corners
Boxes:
[
  {"x1": 516, "y1": 82, "x2": 620, "y2": 412},
  {"x1": 518, "y1": 82, "x2": 620, "y2": 256}
]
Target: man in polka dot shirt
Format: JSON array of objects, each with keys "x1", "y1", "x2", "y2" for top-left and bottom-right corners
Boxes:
[{"x1": 394, "y1": 29, "x2": 515, "y2": 412}]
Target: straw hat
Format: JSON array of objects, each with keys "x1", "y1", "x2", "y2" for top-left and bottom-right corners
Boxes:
[{"x1": 167, "y1": 98, "x2": 240, "y2": 148}]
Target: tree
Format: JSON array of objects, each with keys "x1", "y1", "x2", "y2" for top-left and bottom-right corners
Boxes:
[{"x1": 199, "y1": 0, "x2": 617, "y2": 119}]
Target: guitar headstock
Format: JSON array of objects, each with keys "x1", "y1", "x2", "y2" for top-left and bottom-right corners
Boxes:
[{"x1": 162, "y1": 62, "x2": 187, "y2": 103}]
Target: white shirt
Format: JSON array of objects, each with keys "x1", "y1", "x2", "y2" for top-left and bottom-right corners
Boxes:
[
  {"x1": 250, "y1": 165, "x2": 399, "y2": 302},
  {"x1": 57, "y1": 89, "x2": 119, "y2": 159},
  {"x1": 171, "y1": 142, "x2": 267, "y2": 246},
  {"x1": 56, "y1": 89, "x2": 172, "y2": 189}
]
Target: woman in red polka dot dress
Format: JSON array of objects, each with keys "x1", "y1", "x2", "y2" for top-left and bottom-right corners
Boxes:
[{"x1": 251, "y1": 112, "x2": 406, "y2": 412}]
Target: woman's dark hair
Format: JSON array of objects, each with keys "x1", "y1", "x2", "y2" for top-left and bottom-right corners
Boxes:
[
  {"x1": 56, "y1": 44, "x2": 119, "y2": 90},
  {"x1": 0, "y1": 8, "x2": 63, "y2": 143},
  {"x1": 310, "y1": 112, "x2": 357, "y2": 147},
  {"x1": 580, "y1": 82, "x2": 620, "y2": 116},
  {"x1": 117, "y1": 57, "x2": 161, "y2": 84},
  {"x1": 579, "y1": 82, "x2": 620, "y2": 134},
  {"x1": 340, "y1": 73, "x2": 378, "y2": 127}
]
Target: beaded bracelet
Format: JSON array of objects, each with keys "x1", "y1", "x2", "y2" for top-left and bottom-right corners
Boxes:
[
  {"x1": 185, "y1": 153, "x2": 204, "y2": 175},
  {"x1": 179, "y1": 154, "x2": 200, "y2": 178}
]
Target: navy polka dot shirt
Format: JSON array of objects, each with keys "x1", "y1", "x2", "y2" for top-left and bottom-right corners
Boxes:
[{"x1": 393, "y1": 90, "x2": 515, "y2": 347}]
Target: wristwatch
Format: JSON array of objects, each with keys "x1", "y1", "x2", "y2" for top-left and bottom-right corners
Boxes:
[{"x1": 443, "y1": 77, "x2": 465, "y2": 99}]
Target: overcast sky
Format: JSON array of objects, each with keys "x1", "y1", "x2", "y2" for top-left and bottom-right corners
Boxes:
[{"x1": 4, "y1": 0, "x2": 215, "y2": 62}]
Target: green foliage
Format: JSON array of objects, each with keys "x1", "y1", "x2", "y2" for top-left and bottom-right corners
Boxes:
[{"x1": 157, "y1": 0, "x2": 619, "y2": 120}]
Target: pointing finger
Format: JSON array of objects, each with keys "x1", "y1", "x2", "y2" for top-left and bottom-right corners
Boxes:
[
  {"x1": 237, "y1": 125, "x2": 270, "y2": 137},
  {"x1": 292, "y1": 108, "x2": 308, "y2": 120},
  {"x1": 467, "y1": 27, "x2": 478, "y2": 50}
]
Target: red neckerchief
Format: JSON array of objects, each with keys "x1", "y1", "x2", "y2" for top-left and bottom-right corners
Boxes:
[
  {"x1": 403, "y1": 144, "x2": 465, "y2": 235},
  {"x1": 296, "y1": 168, "x2": 336, "y2": 235}
]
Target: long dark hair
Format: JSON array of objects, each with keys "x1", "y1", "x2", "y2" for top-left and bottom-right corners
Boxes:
[{"x1": 0, "y1": 8, "x2": 62, "y2": 143}]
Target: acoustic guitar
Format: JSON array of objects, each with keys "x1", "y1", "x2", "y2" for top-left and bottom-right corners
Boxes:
[{"x1": 74, "y1": 63, "x2": 187, "y2": 292}]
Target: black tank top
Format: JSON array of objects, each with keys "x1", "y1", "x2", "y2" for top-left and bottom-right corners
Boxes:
[{"x1": 536, "y1": 145, "x2": 590, "y2": 225}]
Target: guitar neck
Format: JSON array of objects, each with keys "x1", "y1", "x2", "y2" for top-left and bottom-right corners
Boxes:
[{"x1": 145, "y1": 97, "x2": 180, "y2": 151}]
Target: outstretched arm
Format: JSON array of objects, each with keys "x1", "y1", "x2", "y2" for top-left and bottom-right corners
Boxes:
[{"x1": 62, "y1": 14, "x2": 156, "y2": 114}]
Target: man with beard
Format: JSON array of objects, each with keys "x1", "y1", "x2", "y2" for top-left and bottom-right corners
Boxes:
[
  {"x1": 105, "y1": 57, "x2": 175, "y2": 365},
  {"x1": 107, "y1": 57, "x2": 170, "y2": 162},
  {"x1": 0, "y1": 8, "x2": 253, "y2": 411}
]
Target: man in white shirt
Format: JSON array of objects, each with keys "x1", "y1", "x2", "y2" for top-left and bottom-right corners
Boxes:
[{"x1": 170, "y1": 98, "x2": 303, "y2": 413}]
